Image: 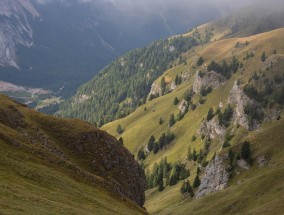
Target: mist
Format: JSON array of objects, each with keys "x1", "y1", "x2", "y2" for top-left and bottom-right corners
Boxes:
[{"x1": 33, "y1": 0, "x2": 284, "y2": 36}]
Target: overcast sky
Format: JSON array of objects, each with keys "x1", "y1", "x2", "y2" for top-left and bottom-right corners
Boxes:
[{"x1": 32, "y1": 0, "x2": 284, "y2": 36}]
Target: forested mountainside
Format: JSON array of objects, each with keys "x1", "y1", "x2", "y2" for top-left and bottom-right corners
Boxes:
[
  {"x1": 102, "y1": 26, "x2": 284, "y2": 214},
  {"x1": 58, "y1": 5, "x2": 284, "y2": 126},
  {"x1": 0, "y1": 0, "x2": 225, "y2": 100},
  {"x1": 0, "y1": 95, "x2": 146, "y2": 214},
  {"x1": 58, "y1": 36, "x2": 198, "y2": 126}
]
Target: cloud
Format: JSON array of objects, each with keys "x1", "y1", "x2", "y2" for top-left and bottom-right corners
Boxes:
[{"x1": 32, "y1": 0, "x2": 284, "y2": 35}]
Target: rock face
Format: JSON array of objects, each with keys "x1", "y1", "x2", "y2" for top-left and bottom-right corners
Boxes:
[
  {"x1": 149, "y1": 82, "x2": 161, "y2": 98},
  {"x1": 0, "y1": 95, "x2": 146, "y2": 207},
  {"x1": 196, "y1": 155, "x2": 229, "y2": 198},
  {"x1": 0, "y1": 0, "x2": 39, "y2": 67},
  {"x1": 228, "y1": 82, "x2": 260, "y2": 130},
  {"x1": 237, "y1": 159, "x2": 250, "y2": 170},
  {"x1": 178, "y1": 99, "x2": 188, "y2": 114},
  {"x1": 198, "y1": 117, "x2": 226, "y2": 140},
  {"x1": 193, "y1": 71, "x2": 226, "y2": 94}
]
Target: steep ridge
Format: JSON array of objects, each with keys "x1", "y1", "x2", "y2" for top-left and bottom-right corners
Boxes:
[
  {"x1": 102, "y1": 27, "x2": 284, "y2": 214},
  {"x1": 0, "y1": 94, "x2": 146, "y2": 214}
]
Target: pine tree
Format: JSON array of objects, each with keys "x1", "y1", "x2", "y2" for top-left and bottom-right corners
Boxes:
[
  {"x1": 192, "y1": 148, "x2": 197, "y2": 161},
  {"x1": 153, "y1": 142, "x2": 159, "y2": 154},
  {"x1": 147, "y1": 135, "x2": 155, "y2": 151},
  {"x1": 159, "y1": 133, "x2": 166, "y2": 150},
  {"x1": 187, "y1": 146, "x2": 192, "y2": 160},
  {"x1": 173, "y1": 97, "x2": 179, "y2": 105},
  {"x1": 241, "y1": 141, "x2": 251, "y2": 161},
  {"x1": 174, "y1": 75, "x2": 182, "y2": 85},
  {"x1": 193, "y1": 175, "x2": 201, "y2": 188},
  {"x1": 161, "y1": 77, "x2": 166, "y2": 95},
  {"x1": 180, "y1": 181, "x2": 187, "y2": 194},
  {"x1": 117, "y1": 124, "x2": 124, "y2": 134},
  {"x1": 158, "y1": 180, "x2": 164, "y2": 191},
  {"x1": 261, "y1": 51, "x2": 266, "y2": 62},
  {"x1": 137, "y1": 148, "x2": 145, "y2": 160},
  {"x1": 184, "y1": 90, "x2": 192, "y2": 102},
  {"x1": 168, "y1": 114, "x2": 175, "y2": 127},
  {"x1": 206, "y1": 107, "x2": 214, "y2": 121},
  {"x1": 185, "y1": 180, "x2": 194, "y2": 197},
  {"x1": 197, "y1": 167, "x2": 201, "y2": 175},
  {"x1": 159, "y1": 117, "x2": 164, "y2": 125},
  {"x1": 197, "y1": 56, "x2": 204, "y2": 66}
]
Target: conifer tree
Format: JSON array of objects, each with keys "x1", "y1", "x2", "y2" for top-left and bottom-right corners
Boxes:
[
  {"x1": 197, "y1": 56, "x2": 204, "y2": 66},
  {"x1": 193, "y1": 175, "x2": 201, "y2": 188},
  {"x1": 180, "y1": 181, "x2": 187, "y2": 194},
  {"x1": 206, "y1": 107, "x2": 214, "y2": 121},
  {"x1": 161, "y1": 77, "x2": 166, "y2": 95},
  {"x1": 117, "y1": 124, "x2": 124, "y2": 134},
  {"x1": 241, "y1": 141, "x2": 251, "y2": 161},
  {"x1": 159, "y1": 117, "x2": 164, "y2": 125},
  {"x1": 174, "y1": 97, "x2": 179, "y2": 105},
  {"x1": 158, "y1": 180, "x2": 164, "y2": 191},
  {"x1": 147, "y1": 135, "x2": 155, "y2": 151},
  {"x1": 261, "y1": 51, "x2": 266, "y2": 62},
  {"x1": 186, "y1": 180, "x2": 194, "y2": 197},
  {"x1": 169, "y1": 114, "x2": 175, "y2": 127}
]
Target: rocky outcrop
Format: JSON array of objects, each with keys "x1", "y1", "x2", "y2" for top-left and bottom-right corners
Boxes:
[
  {"x1": 149, "y1": 82, "x2": 161, "y2": 98},
  {"x1": 196, "y1": 155, "x2": 229, "y2": 198},
  {"x1": 178, "y1": 99, "x2": 188, "y2": 114},
  {"x1": 257, "y1": 155, "x2": 268, "y2": 168},
  {"x1": 237, "y1": 159, "x2": 250, "y2": 170},
  {"x1": 0, "y1": 0, "x2": 39, "y2": 67},
  {"x1": 0, "y1": 95, "x2": 146, "y2": 207},
  {"x1": 198, "y1": 117, "x2": 226, "y2": 140},
  {"x1": 228, "y1": 82, "x2": 260, "y2": 130},
  {"x1": 170, "y1": 81, "x2": 177, "y2": 91},
  {"x1": 264, "y1": 107, "x2": 281, "y2": 121},
  {"x1": 193, "y1": 71, "x2": 226, "y2": 94}
]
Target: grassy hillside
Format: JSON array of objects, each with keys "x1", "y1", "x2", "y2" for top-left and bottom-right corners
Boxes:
[
  {"x1": 145, "y1": 118, "x2": 284, "y2": 215},
  {"x1": 183, "y1": 5, "x2": 284, "y2": 42},
  {"x1": 57, "y1": 5, "x2": 284, "y2": 127},
  {"x1": 0, "y1": 95, "x2": 147, "y2": 215},
  {"x1": 103, "y1": 27, "x2": 284, "y2": 159},
  {"x1": 102, "y1": 28, "x2": 284, "y2": 214}
]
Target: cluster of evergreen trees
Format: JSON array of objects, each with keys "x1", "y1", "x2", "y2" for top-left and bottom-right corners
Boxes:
[
  {"x1": 207, "y1": 57, "x2": 240, "y2": 79},
  {"x1": 146, "y1": 158, "x2": 190, "y2": 191},
  {"x1": 146, "y1": 132, "x2": 175, "y2": 155},
  {"x1": 59, "y1": 36, "x2": 198, "y2": 126},
  {"x1": 218, "y1": 105, "x2": 234, "y2": 127},
  {"x1": 180, "y1": 173, "x2": 201, "y2": 197},
  {"x1": 244, "y1": 72, "x2": 284, "y2": 107},
  {"x1": 187, "y1": 138, "x2": 211, "y2": 167}
]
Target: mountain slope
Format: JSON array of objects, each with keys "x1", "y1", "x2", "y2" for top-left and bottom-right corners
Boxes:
[
  {"x1": 145, "y1": 118, "x2": 284, "y2": 215},
  {"x1": 0, "y1": 0, "x2": 228, "y2": 99},
  {"x1": 0, "y1": 94, "x2": 146, "y2": 214},
  {"x1": 102, "y1": 27, "x2": 284, "y2": 214},
  {"x1": 58, "y1": 5, "x2": 284, "y2": 126}
]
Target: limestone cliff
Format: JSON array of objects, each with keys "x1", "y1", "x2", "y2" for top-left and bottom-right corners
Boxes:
[
  {"x1": 196, "y1": 155, "x2": 229, "y2": 198},
  {"x1": 193, "y1": 71, "x2": 226, "y2": 94}
]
